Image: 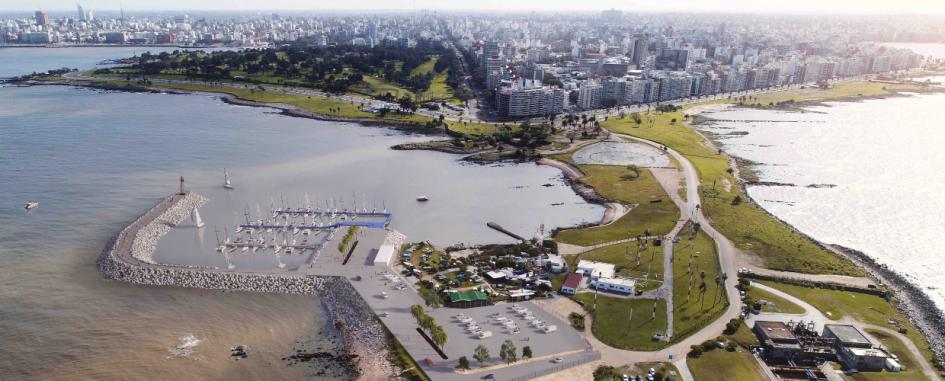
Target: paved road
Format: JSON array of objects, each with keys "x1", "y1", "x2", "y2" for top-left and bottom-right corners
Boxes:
[
  {"x1": 749, "y1": 283, "x2": 943, "y2": 381},
  {"x1": 530, "y1": 133, "x2": 744, "y2": 381}
]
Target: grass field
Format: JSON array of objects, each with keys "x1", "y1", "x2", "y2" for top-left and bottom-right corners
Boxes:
[
  {"x1": 578, "y1": 241, "x2": 665, "y2": 292},
  {"x1": 688, "y1": 347, "x2": 766, "y2": 381},
  {"x1": 671, "y1": 226, "x2": 728, "y2": 340},
  {"x1": 601, "y1": 110, "x2": 862, "y2": 276},
  {"x1": 746, "y1": 285, "x2": 805, "y2": 314},
  {"x1": 554, "y1": 164, "x2": 679, "y2": 246},
  {"x1": 844, "y1": 329, "x2": 924, "y2": 381},
  {"x1": 727, "y1": 322, "x2": 760, "y2": 348},
  {"x1": 574, "y1": 293, "x2": 668, "y2": 351},
  {"x1": 722, "y1": 81, "x2": 929, "y2": 107},
  {"x1": 350, "y1": 75, "x2": 413, "y2": 98},
  {"x1": 759, "y1": 281, "x2": 937, "y2": 366}
]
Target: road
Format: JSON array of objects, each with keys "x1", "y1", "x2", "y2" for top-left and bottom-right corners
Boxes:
[
  {"x1": 748, "y1": 283, "x2": 943, "y2": 381},
  {"x1": 531, "y1": 132, "x2": 744, "y2": 381}
]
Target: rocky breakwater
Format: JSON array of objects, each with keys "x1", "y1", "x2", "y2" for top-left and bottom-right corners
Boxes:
[
  {"x1": 131, "y1": 192, "x2": 206, "y2": 264},
  {"x1": 321, "y1": 277, "x2": 400, "y2": 379},
  {"x1": 96, "y1": 192, "x2": 398, "y2": 379}
]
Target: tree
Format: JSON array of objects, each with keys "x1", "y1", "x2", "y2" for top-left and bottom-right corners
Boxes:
[
  {"x1": 732, "y1": 195, "x2": 743, "y2": 205},
  {"x1": 473, "y1": 344, "x2": 490, "y2": 366},
  {"x1": 594, "y1": 365, "x2": 617, "y2": 381},
  {"x1": 410, "y1": 304, "x2": 424, "y2": 320},
  {"x1": 500, "y1": 339, "x2": 517, "y2": 364},
  {"x1": 522, "y1": 346, "x2": 532, "y2": 359},
  {"x1": 431, "y1": 325, "x2": 448, "y2": 349},
  {"x1": 456, "y1": 356, "x2": 470, "y2": 370}
]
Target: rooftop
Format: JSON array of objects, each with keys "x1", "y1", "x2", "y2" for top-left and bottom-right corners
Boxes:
[
  {"x1": 755, "y1": 320, "x2": 797, "y2": 341},
  {"x1": 824, "y1": 324, "x2": 872, "y2": 347},
  {"x1": 562, "y1": 273, "x2": 582, "y2": 289}
]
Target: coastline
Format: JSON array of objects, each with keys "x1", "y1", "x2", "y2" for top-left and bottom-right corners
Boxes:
[
  {"x1": 96, "y1": 192, "x2": 398, "y2": 379},
  {"x1": 689, "y1": 104, "x2": 945, "y2": 368}
]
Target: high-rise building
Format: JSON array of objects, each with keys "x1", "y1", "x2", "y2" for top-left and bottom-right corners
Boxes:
[
  {"x1": 34, "y1": 11, "x2": 49, "y2": 26},
  {"x1": 631, "y1": 35, "x2": 648, "y2": 67},
  {"x1": 655, "y1": 49, "x2": 691, "y2": 71},
  {"x1": 496, "y1": 79, "x2": 565, "y2": 118},
  {"x1": 76, "y1": 4, "x2": 93, "y2": 22}
]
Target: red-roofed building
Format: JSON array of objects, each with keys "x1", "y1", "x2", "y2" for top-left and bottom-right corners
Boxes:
[{"x1": 560, "y1": 273, "x2": 583, "y2": 295}]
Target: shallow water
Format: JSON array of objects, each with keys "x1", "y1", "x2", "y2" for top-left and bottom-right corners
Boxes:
[{"x1": 0, "y1": 48, "x2": 602, "y2": 378}]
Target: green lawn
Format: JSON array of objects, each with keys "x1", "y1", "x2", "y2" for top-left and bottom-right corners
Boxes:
[
  {"x1": 689, "y1": 347, "x2": 766, "y2": 381},
  {"x1": 350, "y1": 75, "x2": 413, "y2": 98},
  {"x1": 601, "y1": 110, "x2": 862, "y2": 276},
  {"x1": 842, "y1": 329, "x2": 925, "y2": 381},
  {"x1": 410, "y1": 56, "x2": 438, "y2": 77},
  {"x1": 554, "y1": 164, "x2": 679, "y2": 246},
  {"x1": 574, "y1": 293, "x2": 668, "y2": 351},
  {"x1": 671, "y1": 226, "x2": 728, "y2": 340},
  {"x1": 746, "y1": 286, "x2": 805, "y2": 314},
  {"x1": 759, "y1": 281, "x2": 937, "y2": 366},
  {"x1": 727, "y1": 322, "x2": 760, "y2": 348},
  {"x1": 723, "y1": 81, "x2": 929, "y2": 107},
  {"x1": 616, "y1": 362, "x2": 680, "y2": 380},
  {"x1": 579, "y1": 241, "x2": 664, "y2": 292}
]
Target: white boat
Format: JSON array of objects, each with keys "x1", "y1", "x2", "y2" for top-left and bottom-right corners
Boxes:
[
  {"x1": 223, "y1": 168, "x2": 234, "y2": 189},
  {"x1": 24, "y1": 201, "x2": 39, "y2": 210},
  {"x1": 191, "y1": 208, "x2": 205, "y2": 228},
  {"x1": 274, "y1": 246, "x2": 282, "y2": 254},
  {"x1": 416, "y1": 195, "x2": 429, "y2": 202}
]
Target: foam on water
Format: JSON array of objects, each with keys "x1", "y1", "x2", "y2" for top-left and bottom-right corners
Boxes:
[{"x1": 169, "y1": 334, "x2": 202, "y2": 358}]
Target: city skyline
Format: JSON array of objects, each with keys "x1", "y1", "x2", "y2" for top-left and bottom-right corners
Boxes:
[{"x1": 8, "y1": 0, "x2": 945, "y2": 15}]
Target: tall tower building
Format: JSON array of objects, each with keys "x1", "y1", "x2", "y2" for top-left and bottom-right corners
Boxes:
[
  {"x1": 77, "y1": 4, "x2": 85, "y2": 21},
  {"x1": 35, "y1": 10, "x2": 49, "y2": 26}
]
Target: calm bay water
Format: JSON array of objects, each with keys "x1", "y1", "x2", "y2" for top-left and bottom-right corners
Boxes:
[
  {"x1": 699, "y1": 77, "x2": 945, "y2": 314},
  {"x1": 0, "y1": 48, "x2": 601, "y2": 379},
  {"x1": 0, "y1": 46, "x2": 189, "y2": 78}
]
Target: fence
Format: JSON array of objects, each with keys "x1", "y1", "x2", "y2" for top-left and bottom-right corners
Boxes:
[{"x1": 505, "y1": 350, "x2": 602, "y2": 381}]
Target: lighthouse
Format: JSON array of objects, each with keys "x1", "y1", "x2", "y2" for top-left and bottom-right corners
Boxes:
[{"x1": 179, "y1": 176, "x2": 186, "y2": 195}]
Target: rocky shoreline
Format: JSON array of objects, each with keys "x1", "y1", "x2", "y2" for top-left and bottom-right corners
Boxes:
[
  {"x1": 690, "y1": 115, "x2": 945, "y2": 368},
  {"x1": 96, "y1": 192, "x2": 398, "y2": 379},
  {"x1": 828, "y1": 244, "x2": 945, "y2": 367}
]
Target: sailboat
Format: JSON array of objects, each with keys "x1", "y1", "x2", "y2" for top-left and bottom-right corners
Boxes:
[
  {"x1": 223, "y1": 168, "x2": 234, "y2": 190},
  {"x1": 192, "y1": 207, "x2": 205, "y2": 228}
]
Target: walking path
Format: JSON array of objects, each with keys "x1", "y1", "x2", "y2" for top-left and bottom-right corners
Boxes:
[
  {"x1": 531, "y1": 132, "x2": 745, "y2": 381},
  {"x1": 748, "y1": 283, "x2": 943, "y2": 381}
]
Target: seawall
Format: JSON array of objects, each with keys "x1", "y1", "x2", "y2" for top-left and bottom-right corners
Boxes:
[{"x1": 96, "y1": 192, "x2": 398, "y2": 378}]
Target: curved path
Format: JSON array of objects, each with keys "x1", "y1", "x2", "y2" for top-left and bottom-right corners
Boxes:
[
  {"x1": 535, "y1": 133, "x2": 744, "y2": 381},
  {"x1": 749, "y1": 283, "x2": 943, "y2": 381}
]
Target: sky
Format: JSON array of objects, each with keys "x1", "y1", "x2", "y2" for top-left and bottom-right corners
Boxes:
[{"x1": 7, "y1": 0, "x2": 945, "y2": 14}]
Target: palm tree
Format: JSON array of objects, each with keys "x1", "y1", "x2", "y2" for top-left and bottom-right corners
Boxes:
[
  {"x1": 410, "y1": 304, "x2": 424, "y2": 321},
  {"x1": 419, "y1": 315, "x2": 435, "y2": 333},
  {"x1": 431, "y1": 325, "x2": 448, "y2": 349}
]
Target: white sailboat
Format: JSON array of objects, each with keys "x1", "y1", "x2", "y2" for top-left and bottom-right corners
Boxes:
[
  {"x1": 223, "y1": 168, "x2": 234, "y2": 189},
  {"x1": 191, "y1": 207, "x2": 205, "y2": 228}
]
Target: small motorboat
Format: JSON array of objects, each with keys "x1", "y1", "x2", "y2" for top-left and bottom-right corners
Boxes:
[
  {"x1": 416, "y1": 195, "x2": 429, "y2": 202},
  {"x1": 24, "y1": 201, "x2": 39, "y2": 210}
]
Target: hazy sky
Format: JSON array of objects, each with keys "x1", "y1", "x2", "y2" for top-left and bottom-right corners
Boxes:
[{"x1": 10, "y1": 0, "x2": 945, "y2": 14}]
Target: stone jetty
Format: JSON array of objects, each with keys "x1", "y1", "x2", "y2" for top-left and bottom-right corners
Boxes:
[{"x1": 97, "y1": 192, "x2": 397, "y2": 379}]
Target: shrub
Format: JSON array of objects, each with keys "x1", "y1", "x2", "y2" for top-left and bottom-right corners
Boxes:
[{"x1": 688, "y1": 345, "x2": 703, "y2": 358}]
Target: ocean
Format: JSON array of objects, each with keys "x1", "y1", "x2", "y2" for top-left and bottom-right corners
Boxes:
[
  {"x1": 697, "y1": 66, "x2": 945, "y2": 315},
  {"x1": 0, "y1": 47, "x2": 601, "y2": 379}
]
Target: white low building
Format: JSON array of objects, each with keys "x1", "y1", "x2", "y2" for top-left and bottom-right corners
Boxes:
[
  {"x1": 590, "y1": 277, "x2": 636, "y2": 294},
  {"x1": 576, "y1": 260, "x2": 616, "y2": 279}
]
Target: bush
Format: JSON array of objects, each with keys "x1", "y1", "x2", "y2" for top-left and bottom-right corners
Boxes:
[
  {"x1": 568, "y1": 312, "x2": 586, "y2": 330},
  {"x1": 593, "y1": 365, "x2": 617, "y2": 381},
  {"x1": 456, "y1": 356, "x2": 470, "y2": 370},
  {"x1": 726, "y1": 342, "x2": 737, "y2": 352},
  {"x1": 701, "y1": 339, "x2": 717, "y2": 352},
  {"x1": 724, "y1": 318, "x2": 742, "y2": 334},
  {"x1": 688, "y1": 345, "x2": 703, "y2": 358}
]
